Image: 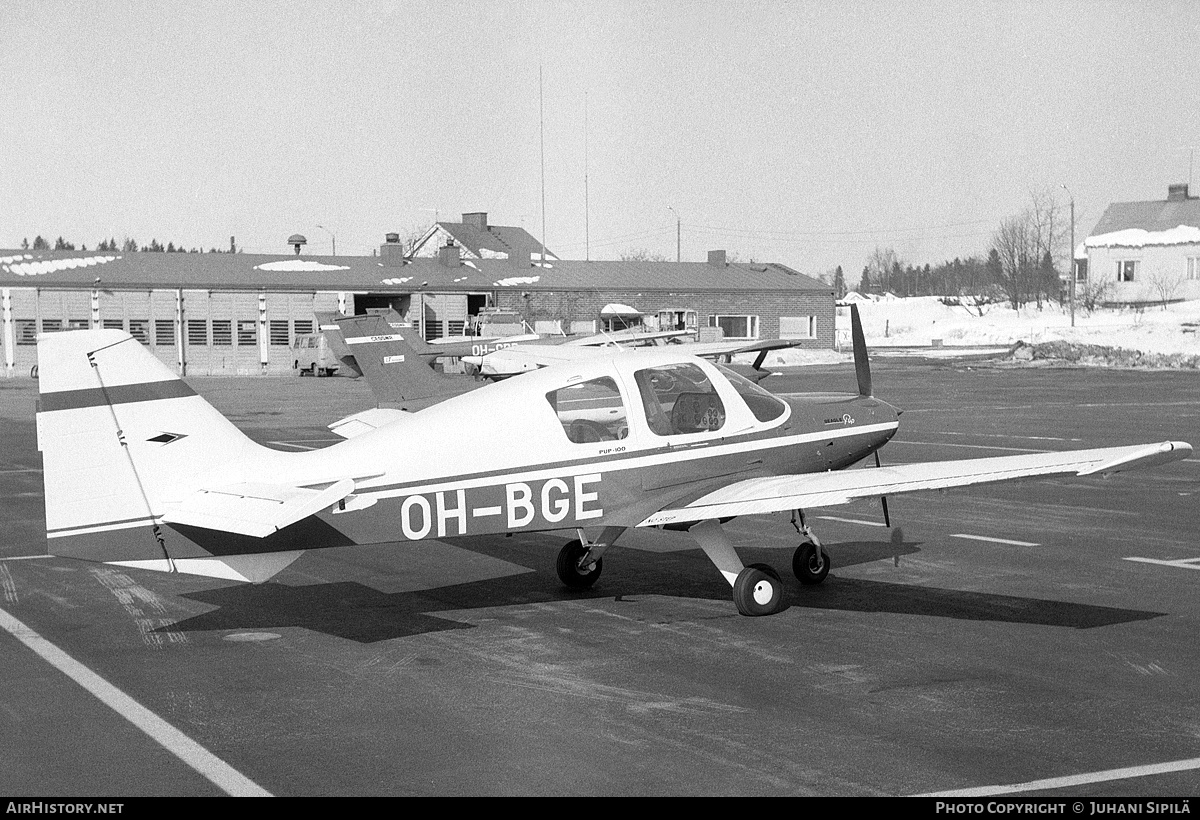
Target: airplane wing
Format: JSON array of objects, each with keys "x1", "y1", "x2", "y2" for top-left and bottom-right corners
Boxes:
[
  {"x1": 637, "y1": 441, "x2": 1192, "y2": 527},
  {"x1": 463, "y1": 344, "x2": 605, "y2": 376},
  {"x1": 566, "y1": 328, "x2": 695, "y2": 347},
  {"x1": 670, "y1": 338, "x2": 802, "y2": 359},
  {"x1": 162, "y1": 478, "x2": 356, "y2": 538}
]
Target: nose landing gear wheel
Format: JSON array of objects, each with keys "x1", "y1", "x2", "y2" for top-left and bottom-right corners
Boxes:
[
  {"x1": 793, "y1": 542, "x2": 829, "y2": 585},
  {"x1": 556, "y1": 539, "x2": 603, "y2": 589},
  {"x1": 732, "y1": 563, "x2": 782, "y2": 616}
]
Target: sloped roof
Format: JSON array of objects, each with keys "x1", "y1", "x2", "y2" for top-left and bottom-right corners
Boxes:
[
  {"x1": 417, "y1": 221, "x2": 556, "y2": 260},
  {"x1": 1089, "y1": 196, "x2": 1200, "y2": 236},
  {"x1": 0, "y1": 250, "x2": 830, "y2": 295}
]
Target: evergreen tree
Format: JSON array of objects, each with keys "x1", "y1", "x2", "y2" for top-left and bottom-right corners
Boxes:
[
  {"x1": 833, "y1": 265, "x2": 846, "y2": 299},
  {"x1": 859, "y1": 266, "x2": 871, "y2": 294},
  {"x1": 32, "y1": 236, "x2": 49, "y2": 250}
]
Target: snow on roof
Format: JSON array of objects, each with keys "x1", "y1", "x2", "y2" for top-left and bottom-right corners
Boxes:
[
  {"x1": 254, "y1": 260, "x2": 351, "y2": 272},
  {"x1": 1084, "y1": 225, "x2": 1200, "y2": 249}
]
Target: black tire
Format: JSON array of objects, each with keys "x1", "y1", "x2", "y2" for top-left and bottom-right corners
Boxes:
[
  {"x1": 732, "y1": 564, "x2": 782, "y2": 616},
  {"x1": 556, "y1": 539, "x2": 602, "y2": 589},
  {"x1": 792, "y1": 542, "x2": 830, "y2": 585}
]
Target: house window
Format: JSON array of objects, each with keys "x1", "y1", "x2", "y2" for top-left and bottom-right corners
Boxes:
[
  {"x1": 102, "y1": 319, "x2": 124, "y2": 331},
  {"x1": 212, "y1": 320, "x2": 232, "y2": 346},
  {"x1": 1074, "y1": 260, "x2": 1088, "y2": 283},
  {"x1": 128, "y1": 320, "x2": 149, "y2": 344},
  {"x1": 15, "y1": 320, "x2": 36, "y2": 345},
  {"x1": 1188, "y1": 257, "x2": 1200, "y2": 281},
  {"x1": 1116, "y1": 260, "x2": 1138, "y2": 282},
  {"x1": 293, "y1": 319, "x2": 314, "y2": 336},
  {"x1": 41, "y1": 319, "x2": 62, "y2": 334},
  {"x1": 187, "y1": 319, "x2": 208, "y2": 346},
  {"x1": 546, "y1": 377, "x2": 628, "y2": 443},
  {"x1": 155, "y1": 319, "x2": 175, "y2": 346},
  {"x1": 237, "y1": 320, "x2": 257, "y2": 346},
  {"x1": 708, "y1": 314, "x2": 759, "y2": 340},
  {"x1": 779, "y1": 316, "x2": 816, "y2": 340},
  {"x1": 269, "y1": 320, "x2": 290, "y2": 346},
  {"x1": 67, "y1": 319, "x2": 89, "y2": 330}
]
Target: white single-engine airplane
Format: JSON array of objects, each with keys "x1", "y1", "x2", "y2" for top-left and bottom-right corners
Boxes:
[{"x1": 35, "y1": 307, "x2": 1192, "y2": 615}]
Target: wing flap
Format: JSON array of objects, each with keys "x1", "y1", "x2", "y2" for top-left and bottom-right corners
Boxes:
[
  {"x1": 162, "y1": 478, "x2": 355, "y2": 537},
  {"x1": 638, "y1": 441, "x2": 1192, "y2": 527}
]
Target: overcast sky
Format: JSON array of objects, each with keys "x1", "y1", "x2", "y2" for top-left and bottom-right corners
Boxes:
[{"x1": 3, "y1": 0, "x2": 1198, "y2": 275}]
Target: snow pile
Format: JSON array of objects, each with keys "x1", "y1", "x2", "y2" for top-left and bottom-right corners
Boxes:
[{"x1": 844, "y1": 296, "x2": 1200, "y2": 356}]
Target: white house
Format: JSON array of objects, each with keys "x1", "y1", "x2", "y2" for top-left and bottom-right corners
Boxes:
[{"x1": 1083, "y1": 183, "x2": 1200, "y2": 304}]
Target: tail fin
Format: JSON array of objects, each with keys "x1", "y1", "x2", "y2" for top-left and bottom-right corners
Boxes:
[
  {"x1": 334, "y1": 314, "x2": 476, "y2": 410},
  {"x1": 314, "y1": 311, "x2": 362, "y2": 377},
  {"x1": 37, "y1": 329, "x2": 256, "y2": 566}
]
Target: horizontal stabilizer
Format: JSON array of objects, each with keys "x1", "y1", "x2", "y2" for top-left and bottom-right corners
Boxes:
[
  {"x1": 638, "y1": 441, "x2": 1192, "y2": 527},
  {"x1": 328, "y1": 407, "x2": 411, "y2": 439},
  {"x1": 109, "y1": 551, "x2": 305, "y2": 583},
  {"x1": 163, "y1": 478, "x2": 355, "y2": 538}
]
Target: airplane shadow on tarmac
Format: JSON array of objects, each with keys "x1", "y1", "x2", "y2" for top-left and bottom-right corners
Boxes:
[{"x1": 163, "y1": 530, "x2": 1165, "y2": 643}]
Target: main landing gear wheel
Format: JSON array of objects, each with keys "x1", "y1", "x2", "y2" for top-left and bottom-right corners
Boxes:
[
  {"x1": 793, "y1": 542, "x2": 829, "y2": 585},
  {"x1": 556, "y1": 539, "x2": 603, "y2": 589},
  {"x1": 732, "y1": 563, "x2": 782, "y2": 616}
]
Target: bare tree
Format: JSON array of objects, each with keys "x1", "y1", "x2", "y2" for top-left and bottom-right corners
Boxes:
[
  {"x1": 991, "y1": 188, "x2": 1071, "y2": 309},
  {"x1": 865, "y1": 246, "x2": 899, "y2": 294},
  {"x1": 1146, "y1": 266, "x2": 1185, "y2": 309},
  {"x1": 620, "y1": 248, "x2": 670, "y2": 262}
]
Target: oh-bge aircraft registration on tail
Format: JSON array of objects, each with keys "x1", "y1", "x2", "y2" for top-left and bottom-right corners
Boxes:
[{"x1": 35, "y1": 307, "x2": 1192, "y2": 616}]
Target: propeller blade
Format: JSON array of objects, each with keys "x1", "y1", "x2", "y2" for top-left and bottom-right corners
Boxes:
[{"x1": 850, "y1": 303, "x2": 872, "y2": 397}]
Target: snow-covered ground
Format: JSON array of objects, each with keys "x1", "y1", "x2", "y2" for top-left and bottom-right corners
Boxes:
[{"x1": 754, "y1": 297, "x2": 1200, "y2": 367}]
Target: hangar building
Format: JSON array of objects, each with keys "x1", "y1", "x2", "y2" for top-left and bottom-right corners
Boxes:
[{"x1": 0, "y1": 237, "x2": 834, "y2": 377}]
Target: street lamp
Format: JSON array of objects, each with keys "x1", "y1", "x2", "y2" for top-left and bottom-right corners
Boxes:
[
  {"x1": 667, "y1": 206, "x2": 681, "y2": 262},
  {"x1": 315, "y1": 224, "x2": 336, "y2": 257},
  {"x1": 1060, "y1": 185, "x2": 1075, "y2": 328}
]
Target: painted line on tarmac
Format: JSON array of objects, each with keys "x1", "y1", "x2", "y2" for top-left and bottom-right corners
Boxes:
[
  {"x1": 0, "y1": 468, "x2": 42, "y2": 474},
  {"x1": 949, "y1": 534, "x2": 1039, "y2": 547},
  {"x1": 817, "y1": 515, "x2": 889, "y2": 527},
  {"x1": 1124, "y1": 556, "x2": 1200, "y2": 571},
  {"x1": 928, "y1": 431, "x2": 1085, "y2": 443},
  {"x1": 0, "y1": 605, "x2": 272, "y2": 797},
  {"x1": 915, "y1": 755, "x2": 1200, "y2": 796},
  {"x1": 887, "y1": 440, "x2": 1048, "y2": 453}
]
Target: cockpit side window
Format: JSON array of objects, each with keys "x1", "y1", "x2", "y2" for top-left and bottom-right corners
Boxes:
[
  {"x1": 545, "y1": 377, "x2": 629, "y2": 444},
  {"x1": 715, "y1": 364, "x2": 788, "y2": 422},
  {"x1": 633, "y1": 363, "x2": 726, "y2": 436}
]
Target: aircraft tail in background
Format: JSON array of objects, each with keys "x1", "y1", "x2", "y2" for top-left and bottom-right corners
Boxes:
[{"x1": 333, "y1": 314, "x2": 479, "y2": 410}]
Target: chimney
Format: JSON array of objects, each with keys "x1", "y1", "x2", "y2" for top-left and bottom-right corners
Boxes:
[
  {"x1": 1168, "y1": 183, "x2": 1190, "y2": 202},
  {"x1": 380, "y1": 232, "x2": 406, "y2": 267},
  {"x1": 439, "y1": 240, "x2": 462, "y2": 268},
  {"x1": 462, "y1": 212, "x2": 488, "y2": 231},
  {"x1": 707, "y1": 249, "x2": 727, "y2": 266}
]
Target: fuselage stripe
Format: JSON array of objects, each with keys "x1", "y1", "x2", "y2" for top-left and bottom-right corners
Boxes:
[
  {"x1": 38, "y1": 380, "x2": 196, "y2": 412},
  {"x1": 356, "y1": 421, "x2": 899, "y2": 500}
]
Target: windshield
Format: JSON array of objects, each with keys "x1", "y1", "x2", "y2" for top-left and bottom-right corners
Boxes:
[{"x1": 714, "y1": 364, "x2": 788, "y2": 422}]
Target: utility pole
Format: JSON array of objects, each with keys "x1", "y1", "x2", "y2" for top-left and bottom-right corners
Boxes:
[
  {"x1": 1061, "y1": 185, "x2": 1075, "y2": 328},
  {"x1": 667, "y1": 205, "x2": 680, "y2": 262}
]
